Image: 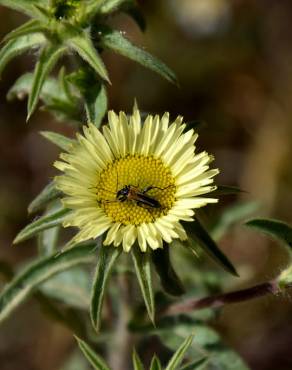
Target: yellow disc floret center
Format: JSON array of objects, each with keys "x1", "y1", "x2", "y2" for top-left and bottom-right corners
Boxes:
[{"x1": 96, "y1": 155, "x2": 176, "y2": 225}]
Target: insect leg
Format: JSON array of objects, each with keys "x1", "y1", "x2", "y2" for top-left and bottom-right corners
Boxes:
[{"x1": 142, "y1": 184, "x2": 175, "y2": 194}]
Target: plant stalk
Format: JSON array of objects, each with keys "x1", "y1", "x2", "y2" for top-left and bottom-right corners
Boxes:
[{"x1": 161, "y1": 280, "x2": 291, "y2": 317}]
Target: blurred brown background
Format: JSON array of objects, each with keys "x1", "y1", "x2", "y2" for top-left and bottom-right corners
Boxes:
[{"x1": 0, "y1": 0, "x2": 292, "y2": 369}]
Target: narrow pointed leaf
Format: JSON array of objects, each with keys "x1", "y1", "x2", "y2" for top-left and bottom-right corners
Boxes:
[
  {"x1": 131, "y1": 247, "x2": 155, "y2": 324},
  {"x1": 152, "y1": 247, "x2": 185, "y2": 296},
  {"x1": 40, "y1": 131, "x2": 75, "y2": 151},
  {"x1": 13, "y1": 208, "x2": 70, "y2": 244},
  {"x1": 210, "y1": 185, "x2": 246, "y2": 197},
  {"x1": 28, "y1": 181, "x2": 62, "y2": 214},
  {"x1": 8, "y1": 72, "x2": 80, "y2": 123},
  {"x1": 150, "y1": 355, "x2": 162, "y2": 370},
  {"x1": 27, "y1": 44, "x2": 66, "y2": 120},
  {"x1": 165, "y1": 335, "x2": 194, "y2": 370},
  {"x1": 0, "y1": 0, "x2": 44, "y2": 17},
  {"x1": 0, "y1": 34, "x2": 45, "y2": 77},
  {"x1": 0, "y1": 243, "x2": 95, "y2": 323},
  {"x1": 40, "y1": 267, "x2": 90, "y2": 308},
  {"x1": 4, "y1": 19, "x2": 45, "y2": 42},
  {"x1": 132, "y1": 348, "x2": 145, "y2": 370},
  {"x1": 245, "y1": 218, "x2": 292, "y2": 249},
  {"x1": 38, "y1": 226, "x2": 60, "y2": 256},
  {"x1": 184, "y1": 218, "x2": 238, "y2": 276},
  {"x1": 99, "y1": 0, "x2": 128, "y2": 14},
  {"x1": 68, "y1": 34, "x2": 110, "y2": 83},
  {"x1": 179, "y1": 358, "x2": 208, "y2": 370},
  {"x1": 90, "y1": 246, "x2": 121, "y2": 331},
  {"x1": 37, "y1": 202, "x2": 61, "y2": 256},
  {"x1": 75, "y1": 337, "x2": 111, "y2": 370},
  {"x1": 85, "y1": 83, "x2": 107, "y2": 127},
  {"x1": 99, "y1": 27, "x2": 177, "y2": 85}
]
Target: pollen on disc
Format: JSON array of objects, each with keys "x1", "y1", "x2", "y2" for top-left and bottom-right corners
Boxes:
[{"x1": 96, "y1": 155, "x2": 176, "y2": 225}]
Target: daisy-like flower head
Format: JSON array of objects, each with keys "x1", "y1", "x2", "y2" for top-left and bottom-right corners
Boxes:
[{"x1": 54, "y1": 107, "x2": 219, "y2": 252}]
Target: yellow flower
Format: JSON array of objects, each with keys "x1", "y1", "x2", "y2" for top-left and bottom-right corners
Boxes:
[{"x1": 54, "y1": 107, "x2": 218, "y2": 252}]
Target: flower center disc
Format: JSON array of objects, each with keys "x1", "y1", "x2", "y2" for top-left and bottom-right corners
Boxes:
[{"x1": 96, "y1": 155, "x2": 176, "y2": 225}]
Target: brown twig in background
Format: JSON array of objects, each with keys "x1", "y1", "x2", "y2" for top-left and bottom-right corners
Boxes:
[{"x1": 162, "y1": 280, "x2": 292, "y2": 317}]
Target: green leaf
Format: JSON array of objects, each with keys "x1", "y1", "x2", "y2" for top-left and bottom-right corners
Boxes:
[
  {"x1": 75, "y1": 336, "x2": 111, "y2": 370},
  {"x1": 13, "y1": 207, "x2": 70, "y2": 244},
  {"x1": 27, "y1": 43, "x2": 66, "y2": 120},
  {"x1": 165, "y1": 335, "x2": 194, "y2": 370},
  {"x1": 8, "y1": 72, "x2": 80, "y2": 122},
  {"x1": 4, "y1": 19, "x2": 45, "y2": 42},
  {"x1": 28, "y1": 181, "x2": 62, "y2": 214},
  {"x1": 68, "y1": 33, "x2": 110, "y2": 83},
  {"x1": 211, "y1": 201, "x2": 260, "y2": 241},
  {"x1": 85, "y1": 83, "x2": 107, "y2": 127},
  {"x1": 98, "y1": 26, "x2": 177, "y2": 85},
  {"x1": 183, "y1": 218, "x2": 238, "y2": 276},
  {"x1": 38, "y1": 225, "x2": 60, "y2": 256},
  {"x1": 245, "y1": 218, "x2": 292, "y2": 249},
  {"x1": 131, "y1": 247, "x2": 155, "y2": 324},
  {"x1": 132, "y1": 348, "x2": 145, "y2": 370},
  {"x1": 90, "y1": 246, "x2": 121, "y2": 331},
  {"x1": 37, "y1": 202, "x2": 61, "y2": 256},
  {"x1": 99, "y1": 0, "x2": 128, "y2": 14},
  {"x1": 150, "y1": 355, "x2": 162, "y2": 370},
  {"x1": 0, "y1": 243, "x2": 95, "y2": 324},
  {"x1": 179, "y1": 358, "x2": 208, "y2": 370},
  {"x1": 152, "y1": 247, "x2": 185, "y2": 296},
  {"x1": 40, "y1": 267, "x2": 91, "y2": 309},
  {"x1": 41, "y1": 131, "x2": 75, "y2": 151},
  {"x1": 211, "y1": 185, "x2": 246, "y2": 197},
  {"x1": 156, "y1": 318, "x2": 249, "y2": 370},
  {"x1": 209, "y1": 348, "x2": 250, "y2": 370},
  {"x1": 0, "y1": 0, "x2": 44, "y2": 17},
  {"x1": 0, "y1": 34, "x2": 45, "y2": 77}
]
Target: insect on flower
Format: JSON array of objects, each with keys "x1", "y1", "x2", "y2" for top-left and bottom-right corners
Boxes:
[
  {"x1": 97, "y1": 175, "x2": 174, "y2": 211},
  {"x1": 54, "y1": 107, "x2": 219, "y2": 252}
]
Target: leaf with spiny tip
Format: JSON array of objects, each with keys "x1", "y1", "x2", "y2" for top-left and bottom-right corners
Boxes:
[
  {"x1": 150, "y1": 355, "x2": 162, "y2": 370},
  {"x1": 27, "y1": 44, "x2": 66, "y2": 121},
  {"x1": 3, "y1": 19, "x2": 45, "y2": 43},
  {"x1": 165, "y1": 335, "x2": 194, "y2": 370},
  {"x1": 90, "y1": 246, "x2": 121, "y2": 332},
  {"x1": 152, "y1": 246, "x2": 185, "y2": 296},
  {"x1": 184, "y1": 218, "x2": 238, "y2": 276},
  {"x1": 14, "y1": 208, "x2": 71, "y2": 244},
  {"x1": 131, "y1": 247, "x2": 155, "y2": 324},
  {"x1": 0, "y1": 34, "x2": 45, "y2": 77},
  {"x1": 84, "y1": 83, "x2": 108, "y2": 128},
  {"x1": 68, "y1": 33, "x2": 110, "y2": 83},
  {"x1": 75, "y1": 336, "x2": 111, "y2": 370},
  {"x1": 98, "y1": 26, "x2": 177, "y2": 85},
  {"x1": 210, "y1": 185, "x2": 246, "y2": 197},
  {"x1": 40, "y1": 131, "x2": 75, "y2": 151},
  {"x1": 132, "y1": 348, "x2": 145, "y2": 370},
  {"x1": 0, "y1": 243, "x2": 95, "y2": 324},
  {"x1": 28, "y1": 181, "x2": 62, "y2": 214},
  {"x1": 0, "y1": 0, "x2": 44, "y2": 17}
]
